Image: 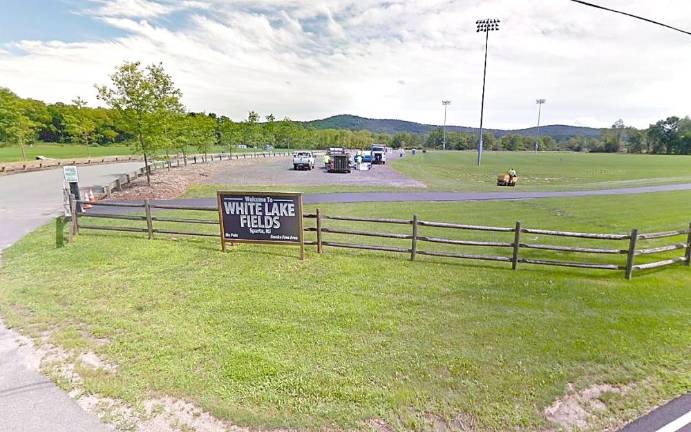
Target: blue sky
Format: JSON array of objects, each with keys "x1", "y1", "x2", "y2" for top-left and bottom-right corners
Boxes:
[
  {"x1": 0, "y1": 0, "x2": 126, "y2": 43},
  {"x1": 1, "y1": 0, "x2": 690, "y2": 128}
]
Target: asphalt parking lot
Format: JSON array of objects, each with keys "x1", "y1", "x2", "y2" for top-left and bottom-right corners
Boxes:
[{"x1": 207, "y1": 156, "x2": 426, "y2": 188}]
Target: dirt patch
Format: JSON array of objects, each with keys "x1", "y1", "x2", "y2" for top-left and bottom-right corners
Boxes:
[
  {"x1": 109, "y1": 161, "x2": 240, "y2": 201},
  {"x1": 10, "y1": 325, "x2": 299, "y2": 432},
  {"x1": 79, "y1": 351, "x2": 118, "y2": 373},
  {"x1": 545, "y1": 382, "x2": 631, "y2": 431}
]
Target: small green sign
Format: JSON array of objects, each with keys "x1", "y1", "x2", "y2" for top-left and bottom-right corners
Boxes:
[{"x1": 63, "y1": 166, "x2": 79, "y2": 183}]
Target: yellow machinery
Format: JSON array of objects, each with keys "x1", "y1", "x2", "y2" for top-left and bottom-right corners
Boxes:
[{"x1": 497, "y1": 173, "x2": 518, "y2": 187}]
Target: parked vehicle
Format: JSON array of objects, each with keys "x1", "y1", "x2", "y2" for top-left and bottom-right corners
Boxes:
[
  {"x1": 371, "y1": 145, "x2": 387, "y2": 164},
  {"x1": 264, "y1": 145, "x2": 274, "y2": 151},
  {"x1": 328, "y1": 153, "x2": 351, "y2": 173},
  {"x1": 362, "y1": 150, "x2": 373, "y2": 163},
  {"x1": 293, "y1": 151, "x2": 315, "y2": 170}
]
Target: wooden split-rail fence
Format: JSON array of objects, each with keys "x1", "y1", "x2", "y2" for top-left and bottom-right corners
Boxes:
[{"x1": 60, "y1": 198, "x2": 691, "y2": 280}]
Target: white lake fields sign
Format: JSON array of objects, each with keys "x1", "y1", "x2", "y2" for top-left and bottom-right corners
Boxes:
[{"x1": 216, "y1": 191, "x2": 305, "y2": 258}]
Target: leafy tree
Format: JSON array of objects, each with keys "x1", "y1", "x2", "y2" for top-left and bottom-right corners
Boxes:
[
  {"x1": 241, "y1": 111, "x2": 262, "y2": 147},
  {"x1": 0, "y1": 88, "x2": 43, "y2": 160},
  {"x1": 647, "y1": 117, "x2": 681, "y2": 155},
  {"x1": 188, "y1": 114, "x2": 217, "y2": 158},
  {"x1": 96, "y1": 61, "x2": 183, "y2": 184},
  {"x1": 275, "y1": 117, "x2": 300, "y2": 149},
  {"x1": 63, "y1": 97, "x2": 97, "y2": 153},
  {"x1": 218, "y1": 116, "x2": 241, "y2": 154},
  {"x1": 627, "y1": 129, "x2": 646, "y2": 153},
  {"x1": 264, "y1": 113, "x2": 276, "y2": 146}
]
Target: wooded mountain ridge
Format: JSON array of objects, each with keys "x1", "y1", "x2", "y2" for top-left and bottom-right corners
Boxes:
[{"x1": 303, "y1": 114, "x2": 602, "y2": 140}]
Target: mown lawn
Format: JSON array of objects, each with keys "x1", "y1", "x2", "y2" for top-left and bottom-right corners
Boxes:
[
  {"x1": 391, "y1": 151, "x2": 691, "y2": 192},
  {"x1": 0, "y1": 144, "x2": 289, "y2": 162},
  {"x1": 0, "y1": 192, "x2": 690, "y2": 431},
  {"x1": 0, "y1": 143, "x2": 135, "y2": 162}
]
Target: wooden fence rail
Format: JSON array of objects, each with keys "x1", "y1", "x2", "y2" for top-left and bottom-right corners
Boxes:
[{"x1": 63, "y1": 198, "x2": 691, "y2": 279}]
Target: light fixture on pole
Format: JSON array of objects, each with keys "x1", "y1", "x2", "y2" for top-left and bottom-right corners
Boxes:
[
  {"x1": 535, "y1": 99, "x2": 546, "y2": 152},
  {"x1": 442, "y1": 100, "x2": 451, "y2": 151},
  {"x1": 475, "y1": 18, "x2": 500, "y2": 166}
]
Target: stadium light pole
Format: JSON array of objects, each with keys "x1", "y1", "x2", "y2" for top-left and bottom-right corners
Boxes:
[
  {"x1": 442, "y1": 100, "x2": 451, "y2": 150},
  {"x1": 535, "y1": 99, "x2": 546, "y2": 152},
  {"x1": 476, "y1": 18, "x2": 500, "y2": 166}
]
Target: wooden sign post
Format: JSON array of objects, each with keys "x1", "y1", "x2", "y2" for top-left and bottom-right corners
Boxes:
[{"x1": 217, "y1": 191, "x2": 305, "y2": 259}]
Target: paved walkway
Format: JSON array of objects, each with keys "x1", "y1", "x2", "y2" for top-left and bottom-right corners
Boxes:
[
  {"x1": 88, "y1": 182, "x2": 691, "y2": 211},
  {"x1": 0, "y1": 163, "x2": 142, "y2": 432}
]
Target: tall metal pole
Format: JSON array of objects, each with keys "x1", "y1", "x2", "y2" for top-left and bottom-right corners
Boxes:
[
  {"x1": 442, "y1": 100, "x2": 451, "y2": 151},
  {"x1": 478, "y1": 30, "x2": 489, "y2": 166},
  {"x1": 476, "y1": 18, "x2": 499, "y2": 166},
  {"x1": 535, "y1": 99, "x2": 546, "y2": 153}
]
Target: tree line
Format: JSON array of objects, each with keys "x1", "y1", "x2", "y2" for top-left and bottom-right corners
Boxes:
[{"x1": 2, "y1": 62, "x2": 690, "y2": 175}]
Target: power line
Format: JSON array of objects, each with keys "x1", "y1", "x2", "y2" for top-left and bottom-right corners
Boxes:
[{"x1": 568, "y1": 0, "x2": 691, "y2": 37}]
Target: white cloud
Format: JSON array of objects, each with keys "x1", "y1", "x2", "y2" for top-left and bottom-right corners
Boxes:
[
  {"x1": 84, "y1": 0, "x2": 207, "y2": 18},
  {"x1": 1, "y1": 0, "x2": 690, "y2": 129}
]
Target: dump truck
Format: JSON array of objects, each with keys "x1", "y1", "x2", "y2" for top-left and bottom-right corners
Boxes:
[
  {"x1": 328, "y1": 152, "x2": 351, "y2": 173},
  {"x1": 371, "y1": 145, "x2": 387, "y2": 164},
  {"x1": 497, "y1": 172, "x2": 518, "y2": 187}
]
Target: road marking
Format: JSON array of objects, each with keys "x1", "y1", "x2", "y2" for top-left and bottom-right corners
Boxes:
[{"x1": 655, "y1": 410, "x2": 691, "y2": 432}]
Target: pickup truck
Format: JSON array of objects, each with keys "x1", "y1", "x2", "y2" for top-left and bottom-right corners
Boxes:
[
  {"x1": 371, "y1": 145, "x2": 387, "y2": 164},
  {"x1": 293, "y1": 151, "x2": 315, "y2": 170}
]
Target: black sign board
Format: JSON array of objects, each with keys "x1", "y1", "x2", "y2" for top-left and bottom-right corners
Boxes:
[{"x1": 217, "y1": 191, "x2": 304, "y2": 258}]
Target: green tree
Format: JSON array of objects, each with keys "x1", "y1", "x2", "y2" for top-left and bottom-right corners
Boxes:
[
  {"x1": 188, "y1": 114, "x2": 217, "y2": 159},
  {"x1": 219, "y1": 116, "x2": 241, "y2": 154},
  {"x1": 275, "y1": 117, "x2": 300, "y2": 149},
  {"x1": 647, "y1": 117, "x2": 680, "y2": 154},
  {"x1": 241, "y1": 111, "x2": 262, "y2": 147},
  {"x1": 96, "y1": 61, "x2": 183, "y2": 184},
  {"x1": 0, "y1": 88, "x2": 43, "y2": 160},
  {"x1": 63, "y1": 97, "x2": 97, "y2": 153}
]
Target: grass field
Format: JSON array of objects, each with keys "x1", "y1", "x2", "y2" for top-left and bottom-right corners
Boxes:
[
  {"x1": 0, "y1": 143, "x2": 135, "y2": 162},
  {"x1": 0, "y1": 144, "x2": 290, "y2": 162},
  {"x1": 1, "y1": 191, "x2": 690, "y2": 431},
  {"x1": 391, "y1": 151, "x2": 691, "y2": 191}
]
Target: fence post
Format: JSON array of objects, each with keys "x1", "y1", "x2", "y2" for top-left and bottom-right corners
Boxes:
[
  {"x1": 512, "y1": 221, "x2": 521, "y2": 270},
  {"x1": 625, "y1": 228, "x2": 639, "y2": 280},
  {"x1": 410, "y1": 214, "x2": 418, "y2": 261},
  {"x1": 316, "y1": 208, "x2": 323, "y2": 253},
  {"x1": 145, "y1": 199, "x2": 154, "y2": 240},
  {"x1": 69, "y1": 194, "x2": 79, "y2": 238},
  {"x1": 685, "y1": 222, "x2": 691, "y2": 266}
]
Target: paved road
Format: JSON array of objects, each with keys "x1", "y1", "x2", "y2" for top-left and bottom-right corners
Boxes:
[
  {"x1": 0, "y1": 162, "x2": 143, "y2": 251},
  {"x1": 0, "y1": 163, "x2": 142, "y2": 432},
  {"x1": 620, "y1": 394, "x2": 691, "y2": 432},
  {"x1": 88, "y1": 182, "x2": 691, "y2": 212}
]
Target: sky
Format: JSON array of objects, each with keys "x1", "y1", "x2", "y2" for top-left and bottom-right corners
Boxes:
[{"x1": 0, "y1": 0, "x2": 690, "y2": 129}]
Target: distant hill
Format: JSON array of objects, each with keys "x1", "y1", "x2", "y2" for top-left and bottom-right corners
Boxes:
[{"x1": 303, "y1": 114, "x2": 602, "y2": 140}]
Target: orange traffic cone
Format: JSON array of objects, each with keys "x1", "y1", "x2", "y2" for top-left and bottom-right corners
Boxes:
[{"x1": 83, "y1": 189, "x2": 95, "y2": 209}]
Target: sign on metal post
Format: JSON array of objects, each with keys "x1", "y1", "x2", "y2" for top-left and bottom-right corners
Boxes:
[
  {"x1": 63, "y1": 166, "x2": 81, "y2": 216},
  {"x1": 217, "y1": 191, "x2": 304, "y2": 259},
  {"x1": 63, "y1": 166, "x2": 79, "y2": 183}
]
